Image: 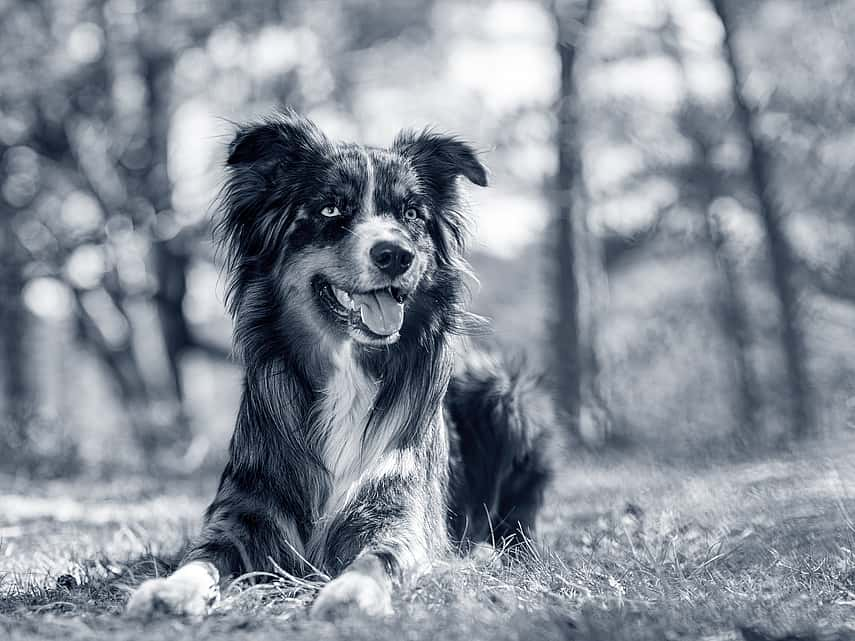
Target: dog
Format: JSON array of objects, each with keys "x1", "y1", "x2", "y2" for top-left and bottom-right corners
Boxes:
[{"x1": 126, "y1": 110, "x2": 553, "y2": 620}]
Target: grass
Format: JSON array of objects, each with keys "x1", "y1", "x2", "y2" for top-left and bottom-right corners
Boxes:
[{"x1": 3, "y1": 437, "x2": 855, "y2": 640}]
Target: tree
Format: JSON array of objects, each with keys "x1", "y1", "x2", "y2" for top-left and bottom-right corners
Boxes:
[
  {"x1": 1, "y1": 0, "x2": 436, "y2": 465},
  {"x1": 658, "y1": 11, "x2": 760, "y2": 441},
  {"x1": 0, "y1": 0, "x2": 212, "y2": 460},
  {"x1": 551, "y1": 0, "x2": 610, "y2": 445},
  {"x1": 0, "y1": 145, "x2": 35, "y2": 429},
  {"x1": 710, "y1": 0, "x2": 813, "y2": 438}
]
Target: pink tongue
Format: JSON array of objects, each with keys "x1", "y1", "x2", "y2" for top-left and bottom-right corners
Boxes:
[{"x1": 352, "y1": 290, "x2": 404, "y2": 336}]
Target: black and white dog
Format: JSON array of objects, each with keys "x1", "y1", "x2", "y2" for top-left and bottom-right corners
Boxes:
[{"x1": 127, "y1": 111, "x2": 552, "y2": 620}]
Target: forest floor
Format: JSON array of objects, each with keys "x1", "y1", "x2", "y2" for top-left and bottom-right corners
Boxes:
[{"x1": 3, "y1": 437, "x2": 855, "y2": 640}]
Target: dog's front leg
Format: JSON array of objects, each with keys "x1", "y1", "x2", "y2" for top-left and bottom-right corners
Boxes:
[
  {"x1": 310, "y1": 552, "x2": 394, "y2": 619},
  {"x1": 310, "y1": 472, "x2": 440, "y2": 620},
  {"x1": 126, "y1": 482, "x2": 298, "y2": 619}
]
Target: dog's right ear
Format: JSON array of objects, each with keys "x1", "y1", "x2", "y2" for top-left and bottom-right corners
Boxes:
[
  {"x1": 217, "y1": 112, "x2": 328, "y2": 297},
  {"x1": 227, "y1": 123, "x2": 281, "y2": 166},
  {"x1": 226, "y1": 111, "x2": 328, "y2": 166}
]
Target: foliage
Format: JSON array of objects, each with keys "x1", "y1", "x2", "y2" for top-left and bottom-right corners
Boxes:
[{"x1": 1, "y1": 0, "x2": 854, "y2": 470}]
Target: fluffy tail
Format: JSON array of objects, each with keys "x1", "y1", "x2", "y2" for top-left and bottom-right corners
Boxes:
[{"x1": 445, "y1": 350, "x2": 554, "y2": 550}]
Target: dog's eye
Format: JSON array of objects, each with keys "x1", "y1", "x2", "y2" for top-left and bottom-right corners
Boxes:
[
  {"x1": 404, "y1": 207, "x2": 419, "y2": 221},
  {"x1": 321, "y1": 205, "x2": 342, "y2": 218}
]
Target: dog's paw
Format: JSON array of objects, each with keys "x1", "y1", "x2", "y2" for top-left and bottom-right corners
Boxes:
[
  {"x1": 126, "y1": 562, "x2": 219, "y2": 620},
  {"x1": 310, "y1": 571, "x2": 393, "y2": 620}
]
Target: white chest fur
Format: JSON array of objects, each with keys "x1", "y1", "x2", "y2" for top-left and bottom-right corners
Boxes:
[{"x1": 314, "y1": 342, "x2": 386, "y2": 519}]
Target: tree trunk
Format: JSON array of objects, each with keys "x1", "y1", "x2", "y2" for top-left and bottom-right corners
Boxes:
[
  {"x1": 70, "y1": 287, "x2": 163, "y2": 455},
  {"x1": 26, "y1": 18, "x2": 172, "y2": 458},
  {"x1": 576, "y1": 203, "x2": 613, "y2": 446},
  {"x1": 696, "y1": 149, "x2": 762, "y2": 441},
  {"x1": 661, "y1": 9, "x2": 761, "y2": 442},
  {"x1": 551, "y1": 0, "x2": 598, "y2": 442},
  {"x1": 0, "y1": 207, "x2": 34, "y2": 435},
  {"x1": 152, "y1": 241, "x2": 190, "y2": 400},
  {"x1": 136, "y1": 15, "x2": 196, "y2": 451},
  {"x1": 711, "y1": 0, "x2": 812, "y2": 438},
  {"x1": 141, "y1": 42, "x2": 190, "y2": 404}
]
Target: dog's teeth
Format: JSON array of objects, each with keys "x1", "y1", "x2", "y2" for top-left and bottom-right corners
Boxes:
[{"x1": 332, "y1": 287, "x2": 352, "y2": 308}]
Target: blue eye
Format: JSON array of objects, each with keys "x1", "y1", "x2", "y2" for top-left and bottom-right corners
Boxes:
[
  {"x1": 404, "y1": 207, "x2": 419, "y2": 221},
  {"x1": 321, "y1": 204, "x2": 342, "y2": 217}
]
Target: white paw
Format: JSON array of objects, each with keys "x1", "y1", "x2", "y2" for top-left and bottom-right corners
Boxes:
[
  {"x1": 310, "y1": 571, "x2": 393, "y2": 620},
  {"x1": 126, "y1": 562, "x2": 219, "y2": 620},
  {"x1": 469, "y1": 542, "x2": 501, "y2": 566}
]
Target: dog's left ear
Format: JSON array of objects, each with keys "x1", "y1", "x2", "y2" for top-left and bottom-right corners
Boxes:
[{"x1": 393, "y1": 129, "x2": 488, "y2": 187}]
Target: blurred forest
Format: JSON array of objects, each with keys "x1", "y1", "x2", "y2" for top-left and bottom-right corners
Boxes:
[{"x1": 1, "y1": 0, "x2": 854, "y2": 477}]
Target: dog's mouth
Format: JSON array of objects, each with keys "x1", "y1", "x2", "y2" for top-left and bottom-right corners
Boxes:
[{"x1": 317, "y1": 278, "x2": 407, "y2": 345}]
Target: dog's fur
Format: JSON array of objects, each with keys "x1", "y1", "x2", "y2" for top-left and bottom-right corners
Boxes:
[{"x1": 126, "y1": 111, "x2": 553, "y2": 620}]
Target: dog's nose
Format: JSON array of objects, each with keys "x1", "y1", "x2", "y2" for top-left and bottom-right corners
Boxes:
[{"x1": 370, "y1": 241, "x2": 414, "y2": 278}]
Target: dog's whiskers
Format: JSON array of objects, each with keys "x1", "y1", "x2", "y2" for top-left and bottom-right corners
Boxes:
[{"x1": 343, "y1": 226, "x2": 367, "y2": 240}]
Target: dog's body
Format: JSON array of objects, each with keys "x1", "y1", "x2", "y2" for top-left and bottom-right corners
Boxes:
[{"x1": 127, "y1": 111, "x2": 552, "y2": 620}]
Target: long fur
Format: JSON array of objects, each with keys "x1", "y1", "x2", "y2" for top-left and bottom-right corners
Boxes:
[{"x1": 173, "y1": 110, "x2": 553, "y2": 606}]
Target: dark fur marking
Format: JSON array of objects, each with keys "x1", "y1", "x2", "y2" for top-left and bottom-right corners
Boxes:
[{"x1": 446, "y1": 354, "x2": 553, "y2": 547}]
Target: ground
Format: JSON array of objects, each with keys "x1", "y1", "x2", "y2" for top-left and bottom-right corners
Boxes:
[{"x1": 3, "y1": 437, "x2": 855, "y2": 640}]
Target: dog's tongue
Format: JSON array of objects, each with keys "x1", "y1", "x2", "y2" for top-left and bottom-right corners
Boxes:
[{"x1": 352, "y1": 290, "x2": 404, "y2": 336}]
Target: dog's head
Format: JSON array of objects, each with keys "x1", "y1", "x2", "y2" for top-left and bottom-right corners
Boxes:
[{"x1": 218, "y1": 111, "x2": 487, "y2": 358}]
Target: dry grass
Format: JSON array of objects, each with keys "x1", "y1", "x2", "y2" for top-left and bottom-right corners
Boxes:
[{"x1": 3, "y1": 437, "x2": 855, "y2": 640}]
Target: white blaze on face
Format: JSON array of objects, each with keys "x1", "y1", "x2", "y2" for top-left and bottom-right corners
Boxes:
[
  {"x1": 347, "y1": 152, "x2": 409, "y2": 337},
  {"x1": 362, "y1": 147, "x2": 376, "y2": 218},
  {"x1": 349, "y1": 215, "x2": 409, "y2": 337}
]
